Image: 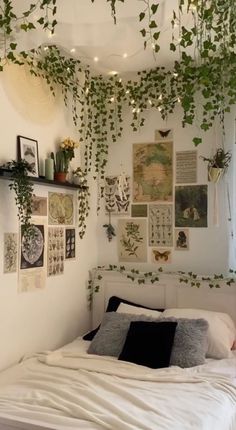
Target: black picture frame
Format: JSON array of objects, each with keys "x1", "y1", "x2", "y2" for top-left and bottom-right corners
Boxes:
[{"x1": 17, "y1": 135, "x2": 39, "y2": 178}]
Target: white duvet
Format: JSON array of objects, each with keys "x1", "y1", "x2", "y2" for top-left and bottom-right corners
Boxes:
[{"x1": 0, "y1": 338, "x2": 235, "y2": 430}]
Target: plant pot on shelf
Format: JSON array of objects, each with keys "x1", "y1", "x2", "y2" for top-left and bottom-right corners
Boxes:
[
  {"x1": 208, "y1": 167, "x2": 224, "y2": 183},
  {"x1": 54, "y1": 172, "x2": 67, "y2": 183}
]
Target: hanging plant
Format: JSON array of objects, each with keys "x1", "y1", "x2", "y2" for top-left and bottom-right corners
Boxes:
[
  {"x1": 0, "y1": 0, "x2": 57, "y2": 69},
  {"x1": 201, "y1": 148, "x2": 232, "y2": 182},
  {"x1": 0, "y1": 0, "x2": 236, "y2": 231},
  {"x1": 77, "y1": 183, "x2": 90, "y2": 239},
  {"x1": 1, "y1": 160, "x2": 35, "y2": 240}
]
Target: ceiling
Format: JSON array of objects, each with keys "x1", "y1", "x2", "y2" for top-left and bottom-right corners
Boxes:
[{"x1": 13, "y1": 0, "x2": 187, "y2": 75}]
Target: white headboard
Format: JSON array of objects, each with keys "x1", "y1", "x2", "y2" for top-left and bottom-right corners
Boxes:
[{"x1": 91, "y1": 269, "x2": 236, "y2": 328}]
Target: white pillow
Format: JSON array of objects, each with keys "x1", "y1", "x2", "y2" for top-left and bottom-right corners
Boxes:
[
  {"x1": 163, "y1": 308, "x2": 236, "y2": 359},
  {"x1": 117, "y1": 303, "x2": 162, "y2": 318}
]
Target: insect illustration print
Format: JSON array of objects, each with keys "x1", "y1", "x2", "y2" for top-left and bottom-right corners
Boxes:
[
  {"x1": 155, "y1": 129, "x2": 173, "y2": 141},
  {"x1": 152, "y1": 248, "x2": 171, "y2": 264},
  {"x1": 158, "y1": 129, "x2": 171, "y2": 138}
]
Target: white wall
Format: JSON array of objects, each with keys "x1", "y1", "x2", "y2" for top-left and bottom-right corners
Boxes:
[
  {"x1": 97, "y1": 106, "x2": 233, "y2": 274},
  {"x1": 0, "y1": 66, "x2": 98, "y2": 371}
]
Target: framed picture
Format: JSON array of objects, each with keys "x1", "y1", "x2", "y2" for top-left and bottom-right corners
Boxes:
[{"x1": 17, "y1": 135, "x2": 39, "y2": 177}]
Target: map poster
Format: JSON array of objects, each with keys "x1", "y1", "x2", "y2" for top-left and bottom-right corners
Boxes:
[
  {"x1": 117, "y1": 219, "x2": 147, "y2": 263},
  {"x1": 175, "y1": 185, "x2": 208, "y2": 228},
  {"x1": 149, "y1": 204, "x2": 173, "y2": 247},
  {"x1": 133, "y1": 142, "x2": 173, "y2": 203},
  {"x1": 18, "y1": 217, "x2": 46, "y2": 292},
  {"x1": 176, "y1": 151, "x2": 197, "y2": 184},
  {"x1": 48, "y1": 192, "x2": 74, "y2": 225}
]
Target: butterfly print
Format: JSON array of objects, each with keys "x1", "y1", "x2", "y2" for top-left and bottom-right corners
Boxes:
[
  {"x1": 158, "y1": 129, "x2": 171, "y2": 138},
  {"x1": 152, "y1": 250, "x2": 171, "y2": 261}
]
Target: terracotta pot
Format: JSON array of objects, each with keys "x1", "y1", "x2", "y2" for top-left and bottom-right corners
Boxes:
[
  {"x1": 54, "y1": 172, "x2": 67, "y2": 182},
  {"x1": 208, "y1": 167, "x2": 224, "y2": 183}
]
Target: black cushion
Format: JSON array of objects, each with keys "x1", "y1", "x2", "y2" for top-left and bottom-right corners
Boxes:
[
  {"x1": 118, "y1": 321, "x2": 177, "y2": 369},
  {"x1": 83, "y1": 296, "x2": 164, "y2": 341}
]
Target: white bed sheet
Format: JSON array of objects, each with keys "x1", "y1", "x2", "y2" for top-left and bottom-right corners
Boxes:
[{"x1": 0, "y1": 337, "x2": 235, "y2": 430}]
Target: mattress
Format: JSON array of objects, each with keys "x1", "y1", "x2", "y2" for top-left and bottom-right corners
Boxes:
[{"x1": 0, "y1": 337, "x2": 235, "y2": 430}]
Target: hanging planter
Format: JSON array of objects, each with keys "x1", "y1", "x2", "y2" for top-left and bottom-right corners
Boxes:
[
  {"x1": 208, "y1": 167, "x2": 224, "y2": 184},
  {"x1": 201, "y1": 148, "x2": 232, "y2": 183}
]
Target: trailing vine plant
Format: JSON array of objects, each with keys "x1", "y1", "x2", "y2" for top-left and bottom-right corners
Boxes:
[
  {"x1": 0, "y1": 0, "x2": 57, "y2": 70},
  {"x1": 1, "y1": 0, "x2": 236, "y2": 233},
  {"x1": 2, "y1": 160, "x2": 35, "y2": 241},
  {"x1": 87, "y1": 265, "x2": 236, "y2": 308}
]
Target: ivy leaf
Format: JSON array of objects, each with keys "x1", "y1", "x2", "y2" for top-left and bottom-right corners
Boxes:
[
  {"x1": 151, "y1": 4, "x2": 159, "y2": 14},
  {"x1": 153, "y1": 31, "x2": 160, "y2": 40},
  {"x1": 193, "y1": 137, "x2": 202, "y2": 146},
  {"x1": 149, "y1": 20, "x2": 157, "y2": 29},
  {"x1": 139, "y1": 12, "x2": 145, "y2": 21},
  {"x1": 140, "y1": 28, "x2": 146, "y2": 37},
  {"x1": 10, "y1": 42, "x2": 17, "y2": 50},
  {"x1": 37, "y1": 17, "x2": 44, "y2": 25}
]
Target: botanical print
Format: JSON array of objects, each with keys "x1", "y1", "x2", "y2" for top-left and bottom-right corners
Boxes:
[
  {"x1": 118, "y1": 219, "x2": 147, "y2": 262},
  {"x1": 176, "y1": 151, "x2": 197, "y2": 184},
  {"x1": 65, "y1": 228, "x2": 76, "y2": 259},
  {"x1": 105, "y1": 175, "x2": 130, "y2": 214},
  {"x1": 131, "y1": 204, "x2": 148, "y2": 218},
  {"x1": 133, "y1": 142, "x2": 173, "y2": 202},
  {"x1": 151, "y1": 248, "x2": 172, "y2": 264},
  {"x1": 47, "y1": 227, "x2": 64, "y2": 276},
  {"x1": 48, "y1": 192, "x2": 74, "y2": 225},
  {"x1": 32, "y1": 196, "x2": 47, "y2": 216},
  {"x1": 155, "y1": 129, "x2": 173, "y2": 141},
  {"x1": 149, "y1": 204, "x2": 173, "y2": 247},
  {"x1": 175, "y1": 228, "x2": 189, "y2": 250},
  {"x1": 3, "y1": 233, "x2": 18, "y2": 273},
  {"x1": 175, "y1": 185, "x2": 208, "y2": 228},
  {"x1": 20, "y1": 225, "x2": 44, "y2": 270}
]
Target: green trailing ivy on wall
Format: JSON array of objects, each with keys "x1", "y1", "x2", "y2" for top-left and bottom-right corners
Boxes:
[
  {"x1": 86, "y1": 265, "x2": 236, "y2": 309},
  {"x1": 0, "y1": 0, "x2": 57, "y2": 70},
  {"x1": 1, "y1": 0, "x2": 236, "y2": 233}
]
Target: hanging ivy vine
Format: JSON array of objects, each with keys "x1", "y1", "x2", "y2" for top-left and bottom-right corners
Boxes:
[
  {"x1": 1, "y1": 0, "x2": 236, "y2": 233},
  {"x1": 0, "y1": 0, "x2": 57, "y2": 69},
  {"x1": 87, "y1": 265, "x2": 236, "y2": 308}
]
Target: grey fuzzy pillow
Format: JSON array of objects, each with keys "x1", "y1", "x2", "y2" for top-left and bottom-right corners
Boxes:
[
  {"x1": 87, "y1": 312, "x2": 158, "y2": 357},
  {"x1": 168, "y1": 317, "x2": 209, "y2": 368},
  {"x1": 87, "y1": 312, "x2": 209, "y2": 368}
]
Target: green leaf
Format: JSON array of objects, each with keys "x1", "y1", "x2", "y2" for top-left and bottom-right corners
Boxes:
[
  {"x1": 151, "y1": 4, "x2": 159, "y2": 14},
  {"x1": 140, "y1": 28, "x2": 146, "y2": 37},
  {"x1": 139, "y1": 12, "x2": 145, "y2": 21},
  {"x1": 149, "y1": 20, "x2": 157, "y2": 29},
  {"x1": 10, "y1": 42, "x2": 17, "y2": 50},
  {"x1": 193, "y1": 137, "x2": 202, "y2": 146}
]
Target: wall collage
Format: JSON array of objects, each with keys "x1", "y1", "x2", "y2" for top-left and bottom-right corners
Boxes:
[
  {"x1": 105, "y1": 129, "x2": 208, "y2": 264},
  {"x1": 3, "y1": 192, "x2": 76, "y2": 292}
]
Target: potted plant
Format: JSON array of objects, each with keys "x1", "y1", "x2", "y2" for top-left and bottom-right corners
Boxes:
[
  {"x1": 201, "y1": 148, "x2": 232, "y2": 183},
  {"x1": 1, "y1": 159, "x2": 35, "y2": 239},
  {"x1": 51, "y1": 137, "x2": 79, "y2": 182},
  {"x1": 72, "y1": 167, "x2": 87, "y2": 185}
]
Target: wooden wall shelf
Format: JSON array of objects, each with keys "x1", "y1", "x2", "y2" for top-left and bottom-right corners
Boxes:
[{"x1": 0, "y1": 168, "x2": 87, "y2": 190}]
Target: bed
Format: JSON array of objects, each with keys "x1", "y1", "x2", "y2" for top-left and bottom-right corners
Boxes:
[{"x1": 0, "y1": 269, "x2": 235, "y2": 430}]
